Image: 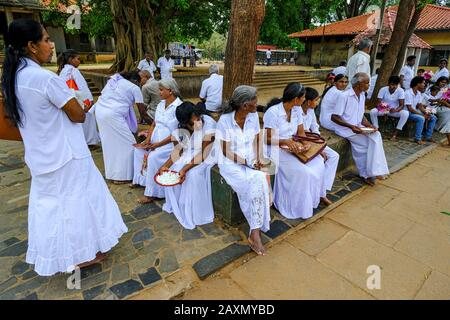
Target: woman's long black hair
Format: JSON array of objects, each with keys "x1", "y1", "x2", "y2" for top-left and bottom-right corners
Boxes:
[
  {"x1": 1, "y1": 19, "x2": 44, "y2": 127},
  {"x1": 265, "y1": 82, "x2": 305, "y2": 111},
  {"x1": 176, "y1": 101, "x2": 209, "y2": 131},
  {"x1": 56, "y1": 49, "x2": 79, "y2": 75}
]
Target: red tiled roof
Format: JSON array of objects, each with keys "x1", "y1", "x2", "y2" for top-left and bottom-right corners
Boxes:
[
  {"x1": 257, "y1": 45, "x2": 277, "y2": 50},
  {"x1": 289, "y1": 4, "x2": 450, "y2": 38}
]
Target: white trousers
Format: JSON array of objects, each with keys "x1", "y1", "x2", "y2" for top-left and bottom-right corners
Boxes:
[
  {"x1": 369, "y1": 108, "x2": 409, "y2": 130},
  {"x1": 347, "y1": 132, "x2": 390, "y2": 179}
]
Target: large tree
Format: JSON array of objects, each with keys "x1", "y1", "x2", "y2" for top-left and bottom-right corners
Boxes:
[
  {"x1": 108, "y1": 0, "x2": 230, "y2": 72},
  {"x1": 370, "y1": 0, "x2": 416, "y2": 105},
  {"x1": 223, "y1": 0, "x2": 265, "y2": 100}
]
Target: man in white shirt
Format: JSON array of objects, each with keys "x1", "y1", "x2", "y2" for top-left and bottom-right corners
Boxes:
[
  {"x1": 431, "y1": 58, "x2": 449, "y2": 83},
  {"x1": 199, "y1": 64, "x2": 223, "y2": 112},
  {"x1": 332, "y1": 72, "x2": 389, "y2": 185},
  {"x1": 346, "y1": 38, "x2": 372, "y2": 88},
  {"x1": 367, "y1": 68, "x2": 379, "y2": 99},
  {"x1": 137, "y1": 53, "x2": 157, "y2": 79},
  {"x1": 332, "y1": 60, "x2": 347, "y2": 76},
  {"x1": 266, "y1": 49, "x2": 272, "y2": 66},
  {"x1": 399, "y1": 55, "x2": 416, "y2": 90},
  {"x1": 157, "y1": 50, "x2": 175, "y2": 80}
]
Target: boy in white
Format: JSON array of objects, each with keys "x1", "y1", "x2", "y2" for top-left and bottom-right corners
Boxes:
[
  {"x1": 369, "y1": 75, "x2": 409, "y2": 141},
  {"x1": 399, "y1": 55, "x2": 416, "y2": 90},
  {"x1": 332, "y1": 73, "x2": 389, "y2": 186}
]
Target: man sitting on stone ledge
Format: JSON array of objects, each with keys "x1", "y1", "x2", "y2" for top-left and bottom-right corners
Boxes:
[{"x1": 332, "y1": 72, "x2": 390, "y2": 186}]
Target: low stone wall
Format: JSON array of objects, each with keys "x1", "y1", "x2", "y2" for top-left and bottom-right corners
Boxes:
[{"x1": 303, "y1": 68, "x2": 334, "y2": 81}]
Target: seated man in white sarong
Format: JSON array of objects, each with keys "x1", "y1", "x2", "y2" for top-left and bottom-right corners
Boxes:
[{"x1": 332, "y1": 72, "x2": 389, "y2": 186}]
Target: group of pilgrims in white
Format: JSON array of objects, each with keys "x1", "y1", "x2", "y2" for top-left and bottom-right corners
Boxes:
[{"x1": 2, "y1": 20, "x2": 449, "y2": 276}]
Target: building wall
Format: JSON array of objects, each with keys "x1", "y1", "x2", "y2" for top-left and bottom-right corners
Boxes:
[
  {"x1": 415, "y1": 31, "x2": 450, "y2": 46},
  {"x1": 297, "y1": 38, "x2": 350, "y2": 67},
  {"x1": 46, "y1": 26, "x2": 66, "y2": 55}
]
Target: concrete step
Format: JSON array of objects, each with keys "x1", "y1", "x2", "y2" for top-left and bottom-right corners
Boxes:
[
  {"x1": 254, "y1": 74, "x2": 315, "y2": 81},
  {"x1": 254, "y1": 78, "x2": 323, "y2": 86}
]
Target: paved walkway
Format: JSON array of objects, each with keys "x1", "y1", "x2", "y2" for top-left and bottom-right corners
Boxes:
[{"x1": 180, "y1": 147, "x2": 450, "y2": 300}]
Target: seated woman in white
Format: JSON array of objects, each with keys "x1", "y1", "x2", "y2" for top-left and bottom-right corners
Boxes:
[
  {"x1": 57, "y1": 49, "x2": 100, "y2": 147},
  {"x1": 94, "y1": 71, "x2": 146, "y2": 184},
  {"x1": 160, "y1": 102, "x2": 217, "y2": 229},
  {"x1": 217, "y1": 85, "x2": 272, "y2": 256},
  {"x1": 264, "y1": 83, "x2": 324, "y2": 223},
  {"x1": 301, "y1": 87, "x2": 340, "y2": 203},
  {"x1": 369, "y1": 75, "x2": 409, "y2": 141},
  {"x1": 319, "y1": 74, "x2": 348, "y2": 131},
  {"x1": 136, "y1": 78, "x2": 183, "y2": 203}
]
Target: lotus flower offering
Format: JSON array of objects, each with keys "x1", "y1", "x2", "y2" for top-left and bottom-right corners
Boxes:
[
  {"x1": 442, "y1": 88, "x2": 450, "y2": 101},
  {"x1": 425, "y1": 107, "x2": 437, "y2": 115},
  {"x1": 424, "y1": 70, "x2": 434, "y2": 80},
  {"x1": 155, "y1": 170, "x2": 181, "y2": 186},
  {"x1": 376, "y1": 102, "x2": 390, "y2": 114}
]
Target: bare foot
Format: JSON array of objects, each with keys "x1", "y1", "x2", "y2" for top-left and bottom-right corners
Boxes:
[
  {"x1": 112, "y1": 180, "x2": 131, "y2": 185},
  {"x1": 363, "y1": 177, "x2": 376, "y2": 186},
  {"x1": 248, "y1": 231, "x2": 266, "y2": 256},
  {"x1": 414, "y1": 139, "x2": 426, "y2": 145},
  {"x1": 138, "y1": 196, "x2": 154, "y2": 204},
  {"x1": 390, "y1": 135, "x2": 398, "y2": 142},
  {"x1": 441, "y1": 142, "x2": 450, "y2": 148},
  {"x1": 426, "y1": 138, "x2": 436, "y2": 143},
  {"x1": 78, "y1": 252, "x2": 107, "y2": 269},
  {"x1": 320, "y1": 197, "x2": 333, "y2": 206}
]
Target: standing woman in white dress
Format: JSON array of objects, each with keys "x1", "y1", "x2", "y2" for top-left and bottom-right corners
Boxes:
[
  {"x1": 216, "y1": 85, "x2": 272, "y2": 256},
  {"x1": 95, "y1": 71, "x2": 146, "y2": 184},
  {"x1": 1, "y1": 20, "x2": 127, "y2": 276},
  {"x1": 263, "y1": 83, "x2": 323, "y2": 222},
  {"x1": 160, "y1": 102, "x2": 216, "y2": 229},
  {"x1": 57, "y1": 49, "x2": 100, "y2": 147},
  {"x1": 319, "y1": 74, "x2": 348, "y2": 131},
  {"x1": 301, "y1": 87, "x2": 340, "y2": 203},
  {"x1": 137, "y1": 78, "x2": 183, "y2": 204}
]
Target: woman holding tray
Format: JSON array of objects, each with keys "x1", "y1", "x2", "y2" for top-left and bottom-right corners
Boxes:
[
  {"x1": 263, "y1": 82, "x2": 325, "y2": 222},
  {"x1": 158, "y1": 102, "x2": 217, "y2": 229}
]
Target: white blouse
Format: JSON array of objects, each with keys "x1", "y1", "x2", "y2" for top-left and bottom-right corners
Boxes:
[
  {"x1": 302, "y1": 108, "x2": 321, "y2": 134},
  {"x1": 263, "y1": 102, "x2": 303, "y2": 139},
  {"x1": 15, "y1": 58, "x2": 90, "y2": 176},
  {"x1": 152, "y1": 97, "x2": 183, "y2": 143},
  {"x1": 216, "y1": 111, "x2": 260, "y2": 164}
]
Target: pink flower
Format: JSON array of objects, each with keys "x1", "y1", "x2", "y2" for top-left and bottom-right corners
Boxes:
[
  {"x1": 442, "y1": 88, "x2": 450, "y2": 101},
  {"x1": 376, "y1": 102, "x2": 390, "y2": 114},
  {"x1": 423, "y1": 70, "x2": 434, "y2": 80}
]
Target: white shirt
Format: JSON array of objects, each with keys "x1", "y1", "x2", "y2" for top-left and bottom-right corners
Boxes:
[
  {"x1": 346, "y1": 50, "x2": 371, "y2": 87},
  {"x1": 263, "y1": 102, "x2": 303, "y2": 139},
  {"x1": 59, "y1": 64, "x2": 93, "y2": 103},
  {"x1": 332, "y1": 66, "x2": 347, "y2": 76},
  {"x1": 157, "y1": 57, "x2": 175, "y2": 79},
  {"x1": 367, "y1": 74, "x2": 378, "y2": 99},
  {"x1": 216, "y1": 111, "x2": 260, "y2": 164},
  {"x1": 152, "y1": 97, "x2": 183, "y2": 143},
  {"x1": 266, "y1": 50, "x2": 272, "y2": 59},
  {"x1": 95, "y1": 77, "x2": 144, "y2": 118},
  {"x1": 400, "y1": 65, "x2": 415, "y2": 90},
  {"x1": 138, "y1": 59, "x2": 157, "y2": 78},
  {"x1": 333, "y1": 88, "x2": 366, "y2": 138},
  {"x1": 16, "y1": 58, "x2": 90, "y2": 176},
  {"x1": 431, "y1": 67, "x2": 449, "y2": 83},
  {"x1": 319, "y1": 86, "x2": 343, "y2": 130},
  {"x1": 302, "y1": 108, "x2": 321, "y2": 134},
  {"x1": 404, "y1": 88, "x2": 423, "y2": 112},
  {"x1": 199, "y1": 73, "x2": 223, "y2": 112},
  {"x1": 377, "y1": 86, "x2": 405, "y2": 109}
]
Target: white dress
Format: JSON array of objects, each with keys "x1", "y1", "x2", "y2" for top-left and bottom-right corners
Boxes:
[
  {"x1": 263, "y1": 103, "x2": 322, "y2": 220},
  {"x1": 216, "y1": 111, "x2": 271, "y2": 233},
  {"x1": 94, "y1": 76, "x2": 144, "y2": 181},
  {"x1": 59, "y1": 64, "x2": 100, "y2": 146},
  {"x1": 162, "y1": 115, "x2": 217, "y2": 229},
  {"x1": 319, "y1": 86, "x2": 343, "y2": 131},
  {"x1": 143, "y1": 97, "x2": 183, "y2": 198},
  {"x1": 334, "y1": 88, "x2": 389, "y2": 179},
  {"x1": 302, "y1": 108, "x2": 340, "y2": 198},
  {"x1": 16, "y1": 58, "x2": 127, "y2": 276}
]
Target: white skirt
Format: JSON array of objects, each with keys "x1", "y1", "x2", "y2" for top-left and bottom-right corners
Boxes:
[
  {"x1": 144, "y1": 144, "x2": 173, "y2": 198},
  {"x1": 273, "y1": 150, "x2": 323, "y2": 220},
  {"x1": 162, "y1": 161, "x2": 215, "y2": 229},
  {"x1": 322, "y1": 146, "x2": 340, "y2": 197},
  {"x1": 26, "y1": 157, "x2": 128, "y2": 276},
  {"x1": 218, "y1": 162, "x2": 271, "y2": 233},
  {"x1": 96, "y1": 106, "x2": 135, "y2": 181},
  {"x1": 82, "y1": 112, "x2": 101, "y2": 146}
]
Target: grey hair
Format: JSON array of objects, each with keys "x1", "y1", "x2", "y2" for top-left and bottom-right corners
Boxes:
[
  {"x1": 222, "y1": 85, "x2": 257, "y2": 113},
  {"x1": 209, "y1": 64, "x2": 219, "y2": 74},
  {"x1": 159, "y1": 78, "x2": 181, "y2": 97},
  {"x1": 139, "y1": 70, "x2": 151, "y2": 78},
  {"x1": 358, "y1": 38, "x2": 373, "y2": 51},
  {"x1": 351, "y1": 72, "x2": 370, "y2": 87}
]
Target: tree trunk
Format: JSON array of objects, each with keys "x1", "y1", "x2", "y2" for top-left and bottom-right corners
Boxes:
[
  {"x1": 392, "y1": 2, "x2": 424, "y2": 75},
  {"x1": 370, "y1": 0, "x2": 416, "y2": 105},
  {"x1": 223, "y1": 0, "x2": 265, "y2": 100},
  {"x1": 370, "y1": 0, "x2": 387, "y2": 73}
]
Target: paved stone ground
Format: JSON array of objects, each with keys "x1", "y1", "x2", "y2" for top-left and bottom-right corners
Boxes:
[
  {"x1": 0, "y1": 132, "x2": 445, "y2": 300},
  {"x1": 180, "y1": 146, "x2": 450, "y2": 300}
]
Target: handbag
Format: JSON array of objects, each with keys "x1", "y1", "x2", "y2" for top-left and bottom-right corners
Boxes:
[
  {"x1": 0, "y1": 96, "x2": 22, "y2": 141},
  {"x1": 290, "y1": 132, "x2": 327, "y2": 164}
]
